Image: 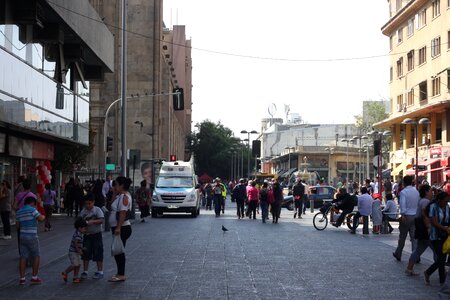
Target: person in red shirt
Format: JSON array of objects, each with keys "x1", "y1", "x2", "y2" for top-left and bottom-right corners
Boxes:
[{"x1": 246, "y1": 181, "x2": 259, "y2": 220}]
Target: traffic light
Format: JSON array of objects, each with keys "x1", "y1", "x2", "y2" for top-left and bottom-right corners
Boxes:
[
  {"x1": 107, "y1": 136, "x2": 113, "y2": 152},
  {"x1": 256, "y1": 159, "x2": 261, "y2": 171},
  {"x1": 252, "y1": 140, "x2": 261, "y2": 157},
  {"x1": 374, "y1": 140, "x2": 381, "y2": 155},
  {"x1": 170, "y1": 154, "x2": 177, "y2": 161},
  {"x1": 173, "y1": 88, "x2": 184, "y2": 111}
]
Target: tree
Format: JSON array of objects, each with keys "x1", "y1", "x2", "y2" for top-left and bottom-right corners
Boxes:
[
  {"x1": 354, "y1": 100, "x2": 389, "y2": 132},
  {"x1": 191, "y1": 120, "x2": 248, "y2": 180},
  {"x1": 53, "y1": 128, "x2": 95, "y2": 172}
]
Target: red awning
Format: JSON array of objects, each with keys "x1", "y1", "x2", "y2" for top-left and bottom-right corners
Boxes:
[
  {"x1": 420, "y1": 166, "x2": 449, "y2": 174},
  {"x1": 417, "y1": 158, "x2": 440, "y2": 166}
]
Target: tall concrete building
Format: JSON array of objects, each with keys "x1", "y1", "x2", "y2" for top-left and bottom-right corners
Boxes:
[
  {"x1": 0, "y1": 0, "x2": 113, "y2": 186},
  {"x1": 376, "y1": 0, "x2": 450, "y2": 184},
  {"x1": 88, "y1": 0, "x2": 192, "y2": 176}
]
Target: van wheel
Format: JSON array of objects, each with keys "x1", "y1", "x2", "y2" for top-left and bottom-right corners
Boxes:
[
  {"x1": 151, "y1": 209, "x2": 157, "y2": 218},
  {"x1": 197, "y1": 207, "x2": 200, "y2": 216},
  {"x1": 191, "y1": 208, "x2": 198, "y2": 218}
]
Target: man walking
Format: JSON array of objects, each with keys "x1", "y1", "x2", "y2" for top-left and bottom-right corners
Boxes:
[
  {"x1": 232, "y1": 179, "x2": 247, "y2": 219},
  {"x1": 393, "y1": 175, "x2": 419, "y2": 261},
  {"x1": 212, "y1": 178, "x2": 224, "y2": 217},
  {"x1": 350, "y1": 186, "x2": 373, "y2": 234},
  {"x1": 292, "y1": 178, "x2": 305, "y2": 219}
]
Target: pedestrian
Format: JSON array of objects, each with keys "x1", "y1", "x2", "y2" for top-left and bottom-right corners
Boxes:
[
  {"x1": 73, "y1": 178, "x2": 84, "y2": 217},
  {"x1": 350, "y1": 186, "x2": 373, "y2": 234},
  {"x1": 212, "y1": 179, "x2": 224, "y2": 217},
  {"x1": 393, "y1": 175, "x2": 419, "y2": 261},
  {"x1": 219, "y1": 179, "x2": 227, "y2": 214},
  {"x1": 0, "y1": 180, "x2": 12, "y2": 239},
  {"x1": 61, "y1": 217, "x2": 88, "y2": 283},
  {"x1": 259, "y1": 181, "x2": 269, "y2": 223},
  {"x1": 424, "y1": 191, "x2": 450, "y2": 286},
  {"x1": 108, "y1": 176, "x2": 132, "y2": 282},
  {"x1": 331, "y1": 187, "x2": 355, "y2": 228},
  {"x1": 292, "y1": 178, "x2": 305, "y2": 219},
  {"x1": 92, "y1": 179, "x2": 105, "y2": 209},
  {"x1": 271, "y1": 182, "x2": 283, "y2": 224},
  {"x1": 16, "y1": 197, "x2": 45, "y2": 285},
  {"x1": 246, "y1": 180, "x2": 259, "y2": 220},
  {"x1": 232, "y1": 179, "x2": 247, "y2": 219},
  {"x1": 382, "y1": 193, "x2": 398, "y2": 233},
  {"x1": 405, "y1": 184, "x2": 432, "y2": 276},
  {"x1": 135, "y1": 180, "x2": 151, "y2": 222},
  {"x1": 79, "y1": 194, "x2": 105, "y2": 280},
  {"x1": 13, "y1": 179, "x2": 37, "y2": 211},
  {"x1": 140, "y1": 162, "x2": 153, "y2": 189},
  {"x1": 372, "y1": 194, "x2": 383, "y2": 234},
  {"x1": 42, "y1": 183, "x2": 56, "y2": 231},
  {"x1": 302, "y1": 180, "x2": 310, "y2": 214},
  {"x1": 204, "y1": 182, "x2": 213, "y2": 210},
  {"x1": 64, "y1": 178, "x2": 75, "y2": 217}
]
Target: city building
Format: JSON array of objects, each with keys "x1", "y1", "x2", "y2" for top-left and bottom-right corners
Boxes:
[
  {"x1": 88, "y1": 1, "x2": 192, "y2": 178},
  {"x1": 376, "y1": 0, "x2": 450, "y2": 184},
  {"x1": 0, "y1": 0, "x2": 113, "y2": 185}
]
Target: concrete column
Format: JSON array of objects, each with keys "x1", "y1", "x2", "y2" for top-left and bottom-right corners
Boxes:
[
  {"x1": 430, "y1": 113, "x2": 437, "y2": 144},
  {"x1": 404, "y1": 124, "x2": 411, "y2": 150}
]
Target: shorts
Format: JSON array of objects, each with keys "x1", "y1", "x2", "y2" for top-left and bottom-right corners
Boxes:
[
  {"x1": 82, "y1": 232, "x2": 104, "y2": 262},
  {"x1": 19, "y1": 238, "x2": 40, "y2": 258},
  {"x1": 69, "y1": 252, "x2": 81, "y2": 267}
]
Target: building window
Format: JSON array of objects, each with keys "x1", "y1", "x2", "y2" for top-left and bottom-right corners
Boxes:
[
  {"x1": 389, "y1": 36, "x2": 393, "y2": 51},
  {"x1": 407, "y1": 18, "x2": 414, "y2": 36},
  {"x1": 419, "y1": 81, "x2": 427, "y2": 101},
  {"x1": 432, "y1": 76, "x2": 441, "y2": 96},
  {"x1": 407, "y1": 89, "x2": 414, "y2": 106},
  {"x1": 407, "y1": 50, "x2": 414, "y2": 71},
  {"x1": 418, "y1": 46, "x2": 426, "y2": 65},
  {"x1": 431, "y1": 36, "x2": 441, "y2": 57},
  {"x1": 390, "y1": 67, "x2": 393, "y2": 82},
  {"x1": 396, "y1": 0, "x2": 402, "y2": 11},
  {"x1": 417, "y1": 9, "x2": 426, "y2": 28},
  {"x1": 397, "y1": 28, "x2": 403, "y2": 44},
  {"x1": 397, "y1": 57, "x2": 403, "y2": 77},
  {"x1": 397, "y1": 94, "x2": 404, "y2": 111},
  {"x1": 432, "y1": 0, "x2": 440, "y2": 18}
]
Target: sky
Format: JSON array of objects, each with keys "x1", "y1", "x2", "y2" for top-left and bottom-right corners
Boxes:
[{"x1": 163, "y1": 0, "x2": 390, "y2": 137}]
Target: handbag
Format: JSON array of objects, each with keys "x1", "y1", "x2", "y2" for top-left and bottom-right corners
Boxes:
[
  {"x1": 111, "y1": 235, "x2": 125, "y2": 256},
  {"x1": 115, "y1": 194, "x2": 131, "y2": 221},
  {"x1": 443, "y1": 235, "x2": 450, "y2": 254}
]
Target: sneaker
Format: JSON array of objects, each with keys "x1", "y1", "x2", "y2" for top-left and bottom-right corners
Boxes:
[
  {"x1": 30, "y1": 277, "x2": 42, "y2": 285},
  {"x1": 61, "y1": 272, "x2": 68, "y2": 283},
  {"x1": 80, "y1": 271, "x2": 88, "y2": 279},
  {"x1": 93, "y1": 272, "x2": 104, "y2": 279},
  {"x1": 2, "y1": 235, "x2": 12, "y2": 240},
  {"x1": 424, "y1": 271, "x2": 431, "y2": 285},
  {"x1": 19, "y1": 278, "x2": 26, "y2": 285},
  {"x1": 293, "y1": 213, "x2": 297, "y2": 219},
  {"x1": 73, "y1": 278, "x2": 81, "y2": 284}
]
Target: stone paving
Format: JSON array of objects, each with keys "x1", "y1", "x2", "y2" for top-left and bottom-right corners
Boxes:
[{"x1": 0, "y1": 198, "x2": 445, "y2": 299}]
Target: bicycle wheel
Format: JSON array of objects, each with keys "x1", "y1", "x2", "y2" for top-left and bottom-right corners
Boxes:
[
  {"x1": 346, "y1": 212, "x2": 359, "y2": 230},
  {"x1": 313, "y1": 212, "x2": 328, "y2": 231}
]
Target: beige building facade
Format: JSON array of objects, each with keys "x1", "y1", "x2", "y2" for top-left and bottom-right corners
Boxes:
[
  {"x1": 377, "y1": 0, "x2": 450, "y2": 184},
  {"x1": 87, "y1": 0, "x2": 192, "y2": 174}
]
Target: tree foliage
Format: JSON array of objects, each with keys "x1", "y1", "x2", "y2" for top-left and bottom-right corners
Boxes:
[
  {"x1": 191, "y1": 120, "x2": 250, "y2": 180},
  {"x1": 355, "y1": 101, "x2": 389, "y2": 132}
]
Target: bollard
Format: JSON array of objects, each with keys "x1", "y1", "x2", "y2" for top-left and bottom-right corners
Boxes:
[{"x1": 310, "y1": 200, "x2": 314, "y2": 213}]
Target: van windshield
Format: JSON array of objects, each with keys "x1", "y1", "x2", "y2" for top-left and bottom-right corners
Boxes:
[{"x1": 156, "y1": 176, "x2": 193, "y2": 188}]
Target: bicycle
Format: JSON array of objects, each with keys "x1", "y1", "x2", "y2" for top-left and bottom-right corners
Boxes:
[{"x1": 313, "y1": 203, "x2": 358, "y2": 231}]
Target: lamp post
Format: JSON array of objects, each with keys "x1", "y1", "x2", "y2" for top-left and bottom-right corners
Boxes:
[
  {"x1": 341, "y1": 138, "x2": 350, "y2": 187},
  {"x1": 240, "y1": 130, "x2": 258, "y2": 178},
  {"x1": 351, "y1": 135, "x2": 368, "y2": 185},
  {"x1": 401, "y1": 117, "x2": 431, "y2": 189},
  {"x1": 324, "y1": 147, "x2": 334, "y2": 185},
  {"x1": 368, "y1": 130, "x2": 391, "y2": 195},
  {"x1": 284, "y1": 146, "x2": 295, "y2": 173}
]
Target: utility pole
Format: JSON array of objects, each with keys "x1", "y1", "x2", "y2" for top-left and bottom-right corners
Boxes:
[{"x1": 120, "y1": 0, "x2": 128, "y2": 176}]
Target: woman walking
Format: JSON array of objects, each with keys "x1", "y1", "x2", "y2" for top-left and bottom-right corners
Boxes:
[
  {"x1": 42, "y1": 183, "x2": 56, "y2": 231},
  {"x1": 135, "y1": 180, "x2": 151, "y2": 222},
  {"x1": 0, "y1": 180, "x2": 12, "y2": 239},
  {"x1": 108, "y1": 176, "x2": 132, "y2": 282},
  {"x1": 271, "y1": 182, "x2": 283, "y2": 224},
  {"x1": 259, "y1": 182, "x2": 269, "y2": 223}
]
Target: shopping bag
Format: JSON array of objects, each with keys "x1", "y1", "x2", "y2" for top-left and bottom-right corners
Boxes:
[
  {"x1": 111, "y1": 235, "x2": 125, "y2": 256},
  {"x1": 443, "y1": 235, "x2": 450, "y2": 255}
]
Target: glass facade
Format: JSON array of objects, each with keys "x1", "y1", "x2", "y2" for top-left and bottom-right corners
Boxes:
[{"x1": 0, "y1": 25, "x2": 89, "y2": 145}]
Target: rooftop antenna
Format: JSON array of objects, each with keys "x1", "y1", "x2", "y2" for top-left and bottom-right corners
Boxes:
[
  {"x1": 284, "y1": 104, "x2": 290, "y2": 124},
  {"x1": 268, "y1": 103, "x2": 277, "y2": 125}
]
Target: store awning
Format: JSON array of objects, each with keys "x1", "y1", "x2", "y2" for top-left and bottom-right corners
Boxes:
[
  {"x1": 418, "y1": 158, "x2": 441, "y2": 166},
  {"x1": 391, "y1": 161, "x2": 411, "y2": 176},
  {"x1": 421, "y1": 166, "x2": 449, "y2": 174}
]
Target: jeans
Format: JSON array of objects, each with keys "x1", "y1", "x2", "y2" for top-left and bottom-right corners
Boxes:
[
  {"x1": 213, "y1": 194, "x2": 222, "y2": 216},
  {"x1": 236, "y1": 200, "x2": 245, "y2": 218},
  {"x1": 394, "y1": 215, "x2": 417, "y2": 259},
  {"x1": 409, "y1": 239, "x2": 432, "y2": 263},
  {"x1": 295, "y1": 200, "x2": 303, "y2": 217},
  {"x1": 0, "y1": 211, "x2": 11, "y2": 236},
  {"x1": 43, "y1": 205, "x2": 53, "y2": 229},
  {"x1": 248, "y1": 201, "x2": 257, "y2": 219},
  {"x1": 426, "y1": 239, "x2": 447, "y2": 284},
  {"x1": 272, "y1": 203, "x2": 281, "y2": 223},
  {"x1": 336, "y1": 209, "x2": 353, "y2": 227},
  {"x1": 352, "y1": 212, "x2": 369, "y2": 234},
  {"x1": 260, "y1": 201, "x2": 268, "y2": 222},
  {"x1": 111, "y1": 225, "x2": 132, "y2": 276}
]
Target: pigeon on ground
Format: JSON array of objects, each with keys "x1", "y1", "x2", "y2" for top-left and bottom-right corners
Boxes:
[{"x1": 222, "y1": 225, "x2": 228, "y2": 232}]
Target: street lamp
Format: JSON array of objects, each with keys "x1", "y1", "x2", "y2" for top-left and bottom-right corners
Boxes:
[
  {"x1": 324, "y1": 147, "x2": 334, "y2": 185},
  {"x1": 240, "y1": 130, "x2": 258, "y2": 178},
  {"x1": 351, "y1": 135, "x2": 368, "y2": 185},
  {"x1": 284, "y1": 146, "x2": 295, "y2": 171},
  {"x1": 368, "y1": 130, "x2": 391, "y2": 195},
  {"x1": 341, "y1": 138, "x2": 350, "y2": 187},
  {"x1": 401, "y1": 117, "x2": 431, "y2": 189}
]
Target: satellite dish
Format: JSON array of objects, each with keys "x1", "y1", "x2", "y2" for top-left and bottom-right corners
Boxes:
[{"x1": 268, "y1": 103, "x2": 277, "y2": 118}]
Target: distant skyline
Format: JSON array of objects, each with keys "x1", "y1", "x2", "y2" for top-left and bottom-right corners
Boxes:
[{"x1": 163, "y1": 0, "x2": 390, "y2": 136}]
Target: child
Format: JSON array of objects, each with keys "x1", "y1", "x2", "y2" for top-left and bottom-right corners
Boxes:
[
  {"x1": 16, "y1": 196, "x2": 45, "y2": 285},
  {"x1": 61, "y1": 217, "x2": 88, "y2": 283}
]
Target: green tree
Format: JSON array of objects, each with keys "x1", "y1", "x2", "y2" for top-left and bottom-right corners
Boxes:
[
  {"x1": 191, "y1": 120, "x2": 249, "y2": 180},
  {"x1": 354, "y1": 101, "x2": 389, "y2": 132}
]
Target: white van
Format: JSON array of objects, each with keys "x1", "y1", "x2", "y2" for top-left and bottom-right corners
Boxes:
[{"x1": 151, "y1": 160, "x2": 201, "y2": 217}]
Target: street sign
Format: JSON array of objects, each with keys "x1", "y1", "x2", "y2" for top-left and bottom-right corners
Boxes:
[
  {"x1": 106, "y1": 163, "x2": 116, "y2": 171},
  {"x1": 372, "y1": 155, "x2": 384, "y2": 167}
]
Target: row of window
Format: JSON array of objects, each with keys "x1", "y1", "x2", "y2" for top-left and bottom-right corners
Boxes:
[
  {"x1": 395, "y1": 71, "x2": 449, "y2": 111},
  {"x1": 390, "y1": 0, "x2": 448, "y2": 49}
]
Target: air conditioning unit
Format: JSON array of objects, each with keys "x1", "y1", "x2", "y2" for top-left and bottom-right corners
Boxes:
[{"x1": 403, "y1": 105, "x2": 407, "y2": 112}]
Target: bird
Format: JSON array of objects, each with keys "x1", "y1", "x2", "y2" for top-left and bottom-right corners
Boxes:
[{"x1": 222, "y1": 225, "x2": 228, "y2": 232}]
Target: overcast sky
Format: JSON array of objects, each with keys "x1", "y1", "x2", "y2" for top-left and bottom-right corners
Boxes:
[{"x1": 163, "y1": 0, "x2": 390, "y2": 136}]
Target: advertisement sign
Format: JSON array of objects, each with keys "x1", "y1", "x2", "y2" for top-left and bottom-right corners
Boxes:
[{"x1": 430, "y1": 147, "x2": 442, "y2": 158}]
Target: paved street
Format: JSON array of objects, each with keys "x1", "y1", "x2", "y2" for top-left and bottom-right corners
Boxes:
[{"x1": 0, "y1": 197, "x2": 444, "y2": 299}]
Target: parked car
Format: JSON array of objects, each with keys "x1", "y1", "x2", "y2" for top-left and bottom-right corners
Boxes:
[
  {"x1": 282, "y1": 194, "x2": 294, "y2": 210},
  {"x1": 305, "y1": 186, "x2": 336, "y2": 208}
]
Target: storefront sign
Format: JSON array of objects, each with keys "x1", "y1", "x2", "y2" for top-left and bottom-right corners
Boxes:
[
  {"x1": 430, "y1": 147, "x2": 442, "y2": 158},
  {"x1": 8, "y1": 136, "x2": 54, "y2": 160}
]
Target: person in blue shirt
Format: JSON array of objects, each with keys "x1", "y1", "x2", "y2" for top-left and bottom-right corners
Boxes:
[
  {"x1": 350, "y1": 186, "x2": 373, "y2": 234},
  {"x1": 16, "y1": 197, "x2": 45, "y2": 285}
]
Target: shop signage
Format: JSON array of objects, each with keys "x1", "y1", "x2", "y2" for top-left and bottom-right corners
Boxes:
[{"x1": 430, "y1": 147, "x2": 442, "y2": 158}]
